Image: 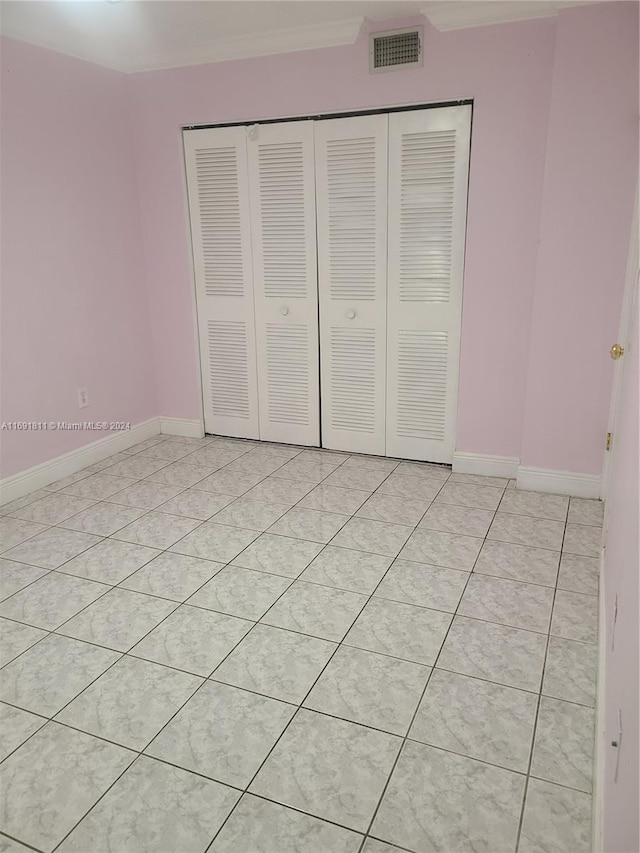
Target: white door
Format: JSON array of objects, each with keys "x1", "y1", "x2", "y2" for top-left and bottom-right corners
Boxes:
[
  {"x1": 247, "y1": 121, "x2": 319, "y2": 445},
  {"x1": 184, "y1": 127, "x2": 259, "y2": 438},
  {"x1": 315, "y1": 114, "x2": 389, "y2": 454},
  {"x1": 386, "y1": 105, "x2": 471, "y2": 462}
]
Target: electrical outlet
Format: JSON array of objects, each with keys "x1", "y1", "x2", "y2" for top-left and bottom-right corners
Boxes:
[{"x1": 77, "y1": 387, "x2": 89, "y2": 409}]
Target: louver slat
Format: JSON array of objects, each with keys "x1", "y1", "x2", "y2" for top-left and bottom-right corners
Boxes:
[
  {"x1": 265, "y1": 324, "x2": 310, "y2": 426},
  {"x1": 329, "y1": 328, "x2": 377, "y2": 433},
  {"x1": 208, "y1": 321, "x2": 250, "y2": 419}
]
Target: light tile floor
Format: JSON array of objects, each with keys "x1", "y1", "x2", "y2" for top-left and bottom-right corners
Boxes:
[{"x1": 0, "y1": 435, "x2": 601, "y2": 853}]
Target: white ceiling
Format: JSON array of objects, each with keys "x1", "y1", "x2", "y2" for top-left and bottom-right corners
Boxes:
[{"x1": 0, "y1": 0, "x2": 592, "y2": 73}]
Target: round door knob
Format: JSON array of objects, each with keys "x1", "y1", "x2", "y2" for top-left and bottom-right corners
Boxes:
[
  {"x1": 346, "y1": 309, "x2": 356, "y2": 320},
  {"x1": 610, "y1": 343, "x2": 625, "y2": 360},
  {"x1": 280, "y1": 306, "x2": 289, "y2": 316}
]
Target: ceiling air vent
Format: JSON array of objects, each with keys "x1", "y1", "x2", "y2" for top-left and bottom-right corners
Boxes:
[{"x1": 370, "y1": 27, "x2": 423, "y2": 74}]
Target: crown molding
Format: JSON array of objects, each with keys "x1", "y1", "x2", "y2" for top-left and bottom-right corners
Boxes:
[{"x1": 422, "y1": 1, "x2": 589, "y2": 32}]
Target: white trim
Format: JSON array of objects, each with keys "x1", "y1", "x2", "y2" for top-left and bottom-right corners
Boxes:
[
  {"x1": 516, "y1": 466, "x2": 601, "y2": 498},
  {"x1": 0, "y1": 417, "x2": 160, "y2": 506},
  {"x1": 592, "y1": 549, "x2": 607, "y2": 853},
  {"x1": 422, "y1": 1, "x2": 592, "y2": 33},
  {"x1": 452, "y1": 452, "x2": 519, "y2": 479},
  {"x1": 159, "y1": 417, "x2": 205, "y2": 439}
]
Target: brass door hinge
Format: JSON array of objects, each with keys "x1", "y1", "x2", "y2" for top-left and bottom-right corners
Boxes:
[{"x1": 606, "y1": 432, "x2": 613, "y2": 451}]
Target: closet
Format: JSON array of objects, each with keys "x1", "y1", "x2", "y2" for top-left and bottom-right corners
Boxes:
[{"x1": 183, "y1": 103, "x2": 471, "y2": 464}]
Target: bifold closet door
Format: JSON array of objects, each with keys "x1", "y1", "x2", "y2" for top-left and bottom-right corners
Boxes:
[
  {"x1": 315, "y1": 114, "x2": 389, "y2": 454},
  {"x1": 386, "y1": 105, "x2": 471, "y2": 463},
  {"x1": 184, "y1": 127, "x2": 259, "y2": 438},
  {"x1": 247, "y1": 122, "x2": 319, "y2": 445}
]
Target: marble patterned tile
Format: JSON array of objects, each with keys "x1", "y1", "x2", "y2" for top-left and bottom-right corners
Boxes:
[
  {"x1": 264, "y1": 459, "x2": 338, "y2": 486},
  {"x1": 244, "y1": 477, "x2": 316, "y2": 506},
  {"x1": 356, "y1": 493, "x2": 430, "y2": 526},
  {"x1": 375, "y1": 560, "x2": 468, "y2": 612},
  {"x1": 435, "y1": 481, "x2": 504, "y2": 510},
  {"x1": 438, "y1": 615, "x2": 547, "y2": 692},
  {"x1": 119, "y1": 551, "x2": 223, "y2": 601},
  {"x1": 212, "y1": 623, "x2": 336, "y2": 704},
  {"x1": 322, "y1": 466, "x2": 389, "y2": 492},
  {"x1": 550, "y1": 590, "x2": 598, "y2": 644},
  {"x1": 2, "y1": 527, "x2": 101, "y2": 569},
  {"x1": 531, "y1": 697, "x2": 595, "y2": 792},
  {"x1": 0, "y1": 572, "x2": 108, "y2": 630},
  {"x1": 0, "y1": 835, "x2": 33, "y2": 852},
  {"x1": 210, "y1": 794, "x2": 362, "y2": 853},
  {"x1": 331, "y1": 518, "x2": 412, "y2": 557},
  {"x1": 298, "y1": 449, "x2": 350, "y2": 465},
  {"x1": 269, "y1": 507, "x2": 350, "y2": 544},
  {"x1": 0, "y1": 518, "x2": 48, "y2": 553},
  {"x1": 0, "y1": 702, "x2": 46, "y2": 762},
  {"x1": 244, "y1": 443, "x2": 301, "y2": 461},
  {"x1": 0, "y1": 633, "x2": 119, "y2": 717},
  {"x1": 394, "y1": 461, "x2": 451, "y2": 481},
  {"x1": 0, "y1": 721, "x2": 134, "y2": 853},
  {"x1": 0, "y1": 489, "x2": 54, "y2": 514},
  {"x1": 60, "y1": 539, "x2": 160, "y2": 585},
  {"x1": 123, "y1": 436, "x2": 168, "y2": 454},
  {"x1": 224, "y1": 454, "x2": 292, "y2": 478},
  {"x1": 299, "y1": 546, "x2": 392, "y2": 594},
  {"x1": 232, "y1": 533, "x2": 323, "y2": 578},
  {"x1": 371, "y1": 741, "x2": 525, "y2": 853},
  {"x1": 155, "y1": 489, "x2": 235, "y2": 520},
  {"x1": 59, "y1": 502, "x2": 147, "y2": 536},
  {"x1": 498, "y1": 490, "x2": 568, "y2": 521},
  {"x1": 58, "y1": 756, "x2": 239, "y2": 853},
  {"x1": 136, "y1": 441, "x2": 197, "y2": 462},
  {"x1": 418, "y1": 502, "x2": 494, "y2": 537},
  {"x1": 362, "y1": 840, "x2": 404, "y2": 853},
  {"x1": 399, "y1": 529, "x2": 483, "y2": 570},
  {"x1": 170, "y1": 522, "x2": 260, "y2": 563},
  {"x1": 557, "y1": 553, "x2": 599, "y2": 595},
  {"x1": 410, "y1": 669, "x2": 538, "y2": 772},
  {"x1": 112, "y1": 511, "x2": 201, "y2": 549},
  {"x1": 210, "y1": 497, "x2": 290, "y2": 531},
  {"x1": 147, "y1": 461, "x2": 215, "y2": 488},
  {"x1": 41, "y1": 471, "x2": 95, "y2": 491},
  {"x1": 82, "y1": 452, "x2": 132, "y2": 473},
  {"x1": 0, "y1": 618, "x2": 47, "y2": 667},
  {"x1": 563, "y1": 523, "x2": 601, "y2": 558},
  {"x1": 147, "y1": 681, "x2": 295, "y2": 787},
  {"x1": 105, "y1": 456, "x2": 172, "y2": 480},
  {"x1": 0, "y1": 559, "x2": 48, "y2": 601},
  {"x1": 104, "y1": 481, "x2": 185, "y2": 510},
  {"x1": 458, "y1": 574, "x2": 554, "y2": 633},
  {"x1": 184, "y1": 447, "x2": 250, "y2": 469},
  {"x1": 304, "y1": 645, "x2": 430, "y2": 735},
  {"x1": 376, "y1": 473, "x2": 443, "y2": 501},
  {"x1": 473, "y1": 540, "x2": 559, "y2": 587},
  {"x1": 261, "y1": 581, "x2": 367, "y2": 642},
  {"x1": 59, "y1": 473, "x2": 139, "y2": 500},
  {"x1": 131, "y1": 605, "x2": 252, "y2": 676},
  {"x1": 9, "y1": 493, "x2": 95, "y2": 525},
  {"x1": 345, "y1": 598, "x2": 451, "y2": 666},
  {"x1": 56, "y1": 655, "x2": 202, "y2": 751},
  {"x1": 568, "y1": 498, "x2": 604, "y2": 528},
  {"x1": 58, "y1": 587, "x2": 177, "y2": 652},
  {"x1": 189, "y1": 565, "x2": 291, "y2": 620},
  {"x1": 487, "y1": 513, "x2": 565, "y2": 550},
  {"x1": 194, "y1": 469, "x2": 266, "y2": 496},
  {"x1": 519, "y1": 778, "x2": 592, "y2": 853},
  {"x1": 299, "y1": 484, "x2": 370, "y2": 515},
  {"x1": 543, "y1": 637, "x2": 598, "y2": 707},
  {"x1": 343, "y1": 454, "x2": 400, "y2": 475},
  {"x1": 448, "y1": 472, "x2": 509, "y2": 488},
  {"x1": 250, "y1": 709, "x2": 401, "y2": 832}
]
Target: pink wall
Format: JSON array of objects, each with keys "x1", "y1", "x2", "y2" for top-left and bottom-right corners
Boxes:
[
  {"x1": 0, "y1": 38, "x2": 157, "y2": 478},
  {"x1": 521, "y1": 2, "x2": 639, "y2": 474},
  {"x1": 129, "y1": 15, "x2": 558, "y2": 461}
]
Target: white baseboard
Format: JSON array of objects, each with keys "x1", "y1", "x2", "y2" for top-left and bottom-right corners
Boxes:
[
  {"x1": 452, "y1": 452, "x2": 519, "y2": 479},
  {"x1": 592, "y1": 554, "x2": 606, "y2": 853},
  {"x1": 159, "y1": 417, "x2": 204, "y2": 439},
  {"x1": 0, "y1": 417, "x2": 161, "y2": 506},
  {"x1": 517, "y1": 466, "x2": 601, "y2": 498}
]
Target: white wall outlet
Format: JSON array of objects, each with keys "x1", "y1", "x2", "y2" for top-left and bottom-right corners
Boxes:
[{"x1": 77, "y1": 387, "x2": 89, "y2": 409}]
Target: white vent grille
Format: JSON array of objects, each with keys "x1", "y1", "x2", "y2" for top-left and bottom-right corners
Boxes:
[
  {"x1": 329, "y1": 327, "x2": 377, "y2": 432},
  {"x1": 257, "y1": 141, "x2": 308, "y2": 299},
  {"x1": 396, "y1": 330, "x2": 448, "y2": 440},
  {"x1": 370, "y1": 27, "x2": 422, "y2": 73},
  {"x1": 195, "y1": 147, "x2": 245, "y2": 298},
  {"x1": 265, "y1": 323, "x2": 310, "y2": 425},
  {"x1": 399, "y1": 130, "x2": 457, "y2": 302},
  {"x1": 207, "y1": 320, "x2": 250, "y2": 419},
  {"x1": 326, "y1": 137, "x2": 378, "y2": 300}
]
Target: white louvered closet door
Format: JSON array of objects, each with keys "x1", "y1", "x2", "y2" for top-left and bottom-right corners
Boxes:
[
  {"x1": 315, "y1": 114, "x2": 389, "y2": 454},
  {"x1": 247, "y1": 122, "x2": 319, "y2": 445},
  {"x1": 386, "y1": 106, "x2": 471, "y2": 463},
  {"x1": 184, "y1": 127, "x2": 259, "y2": 438}
]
